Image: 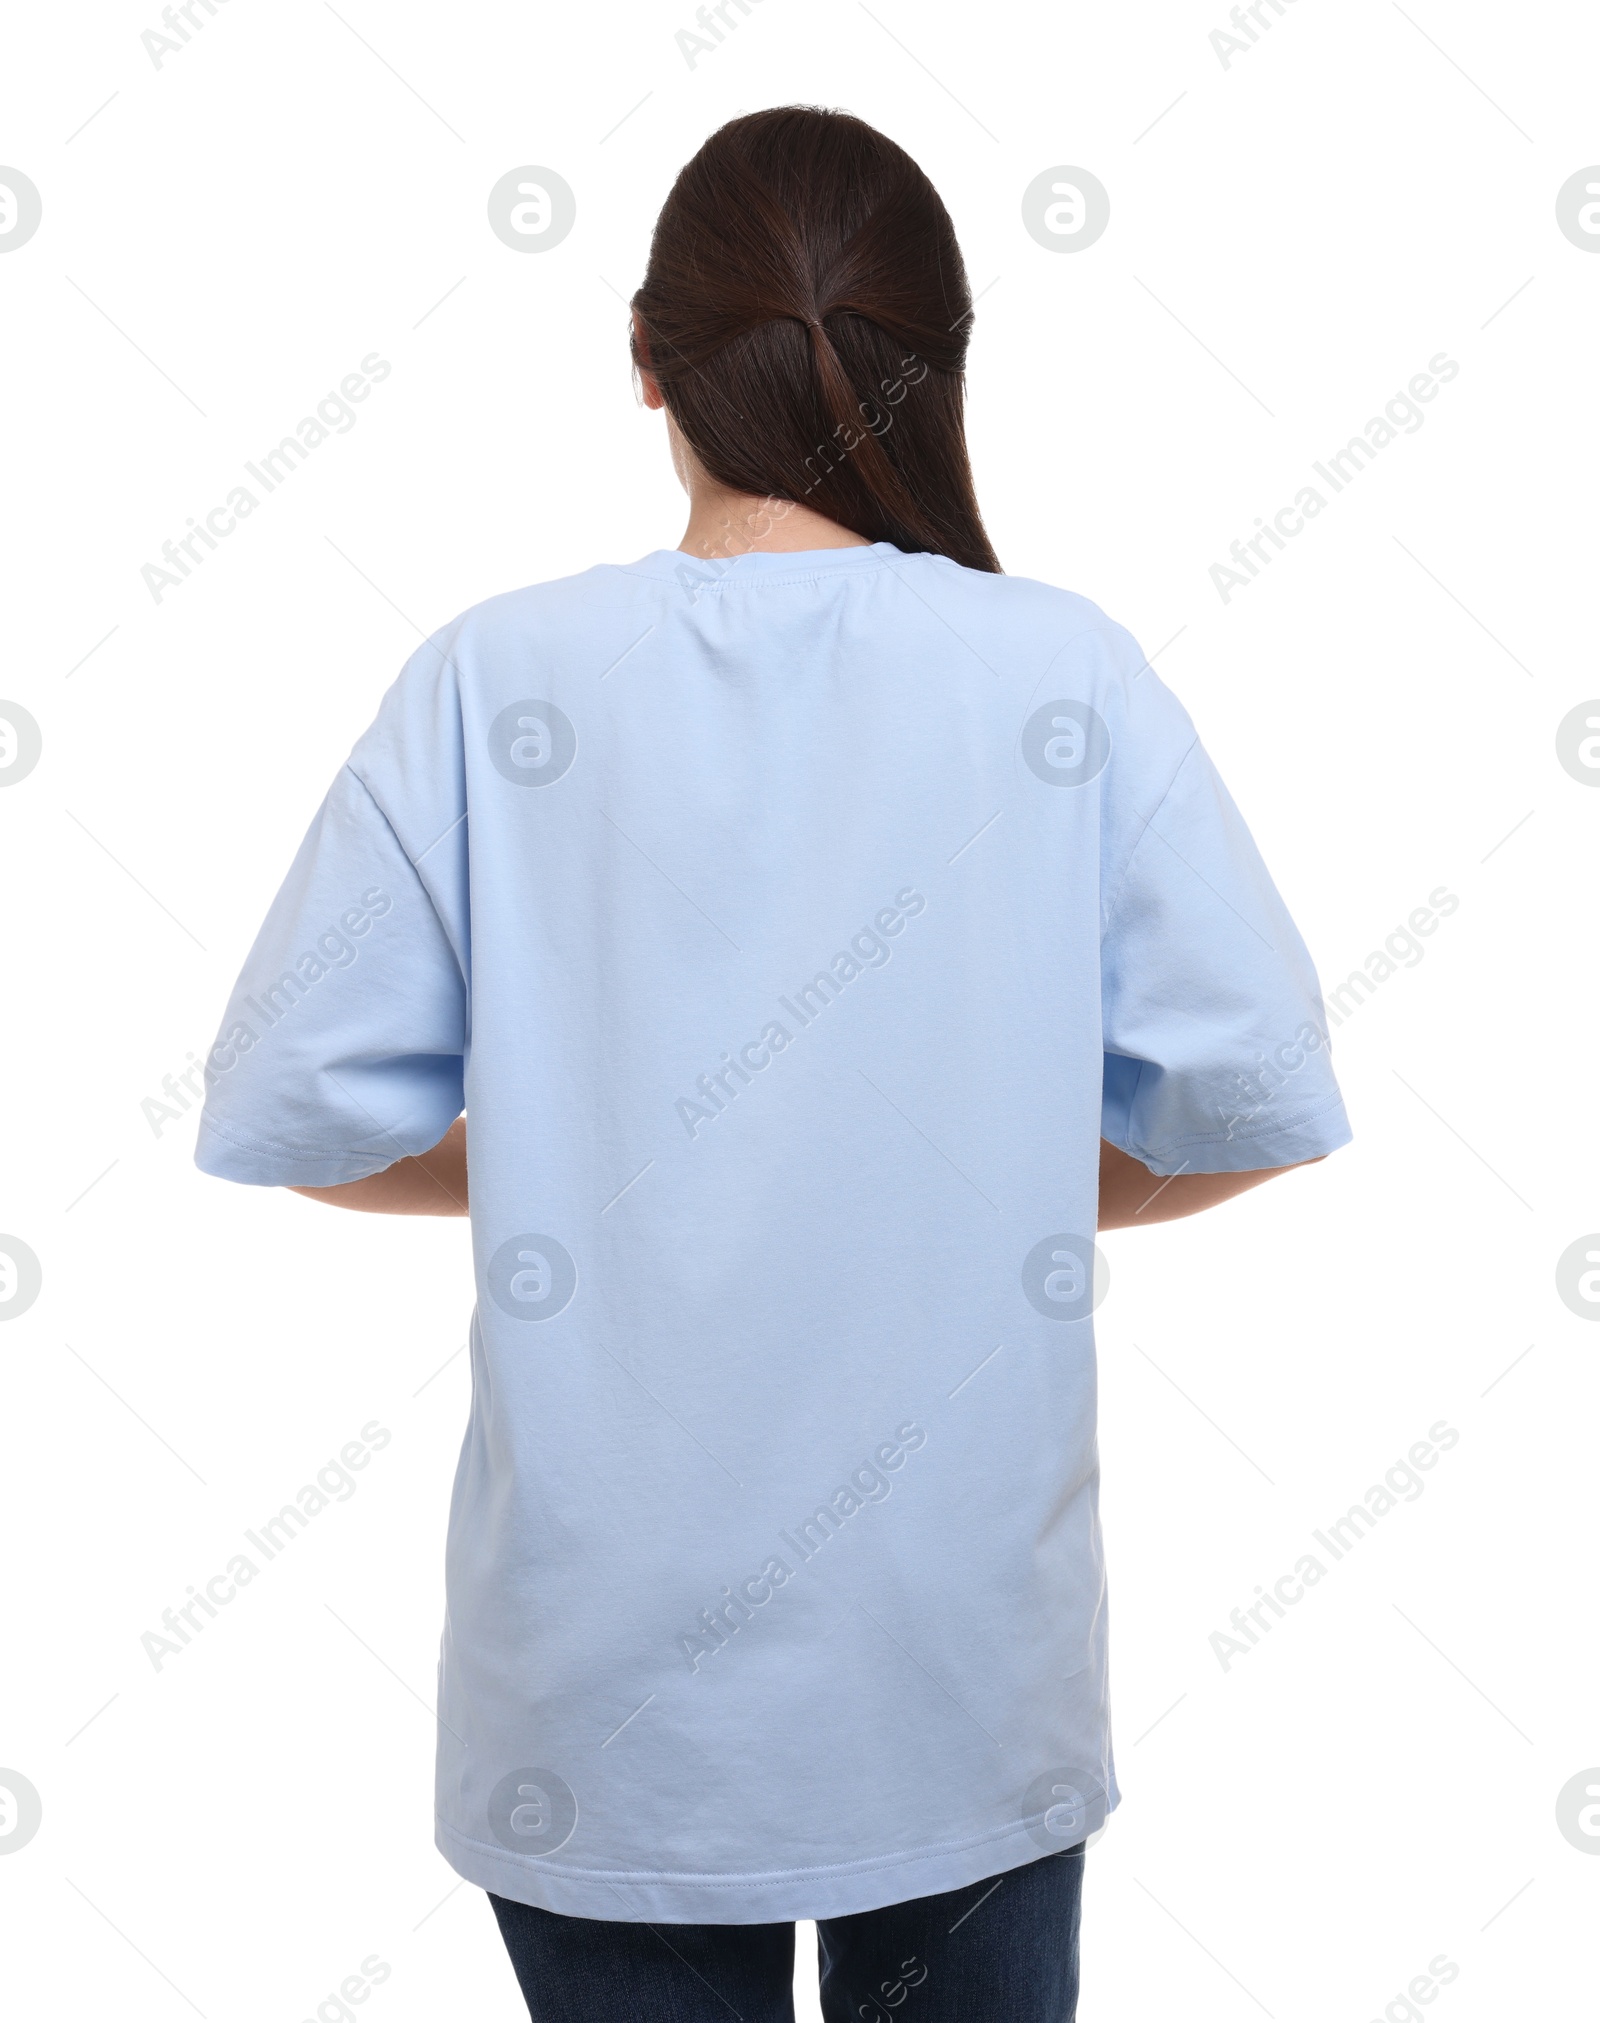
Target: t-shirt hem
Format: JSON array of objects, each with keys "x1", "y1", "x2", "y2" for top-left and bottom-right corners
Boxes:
[
  {"x1": 193, "y1": 1115, "x2": 402, "y2": 1189},
  {"x1": 433, "y1": 1798, "x2": 1115, "y2": 1925},
  {"x1": 1117, "y1": 1092, "x2": 1353, "y2": 1176}
]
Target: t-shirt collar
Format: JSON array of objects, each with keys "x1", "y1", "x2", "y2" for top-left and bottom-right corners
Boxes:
[{"x1": 623, "y1": 541, "x2": 904, "y2": 586}]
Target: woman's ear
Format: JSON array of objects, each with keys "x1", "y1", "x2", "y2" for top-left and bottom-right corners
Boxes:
[{"x1": 632, "y1": 309, "x2": 664, "y2": 411}]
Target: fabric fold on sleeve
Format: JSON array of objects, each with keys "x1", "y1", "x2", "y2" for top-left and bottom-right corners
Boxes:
[
  {"x1": 1101, "y1": 739, "x2": 1351, "y2": 1176},
  {"x1": 195, "y1": 765, "x2": 467, "y2": 1188}
]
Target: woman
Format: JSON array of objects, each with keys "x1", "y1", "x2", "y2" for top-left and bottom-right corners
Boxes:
[{"x1": 197, "y1": 106, "x2": 1348, "y2": 2023}]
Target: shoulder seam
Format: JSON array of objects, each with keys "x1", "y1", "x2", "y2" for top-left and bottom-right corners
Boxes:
[
  {"x1": 1100, "y1": 735, "x2": 1202, "y2": 944},
  {"x1": 341, "y1": 762, "x2": 423, "y2": 876}
]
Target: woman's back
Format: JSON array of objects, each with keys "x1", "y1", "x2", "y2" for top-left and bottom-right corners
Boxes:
[{"x1": 196, "y1": 534, "x2": 1346, "y2": 1919}]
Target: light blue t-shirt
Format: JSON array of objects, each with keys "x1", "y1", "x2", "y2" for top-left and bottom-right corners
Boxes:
[{"x1": 196, "y1": 542, "x2": 1350, "y2": 1922}]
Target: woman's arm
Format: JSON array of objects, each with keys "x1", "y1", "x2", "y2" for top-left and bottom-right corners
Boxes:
[
  {"x1": 285, "y1": 1124, "x2": 1313, "y2": 1228},
  {"x1": 289, "y1": 1116, "x2": 468, "y2": 1216},
  {"x1": 1097, "y1": 1137, "x2": 1323, "y2": 1230}
]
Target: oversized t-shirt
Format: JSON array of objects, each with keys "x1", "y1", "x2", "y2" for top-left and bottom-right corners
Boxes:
[{"x1": 196, "y1": 541, "x2": 1350, "y2": 1923}]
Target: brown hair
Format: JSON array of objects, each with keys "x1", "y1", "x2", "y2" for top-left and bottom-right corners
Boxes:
[{"x1": 630, "y1": 107, "x2": 999, "y2": 572}]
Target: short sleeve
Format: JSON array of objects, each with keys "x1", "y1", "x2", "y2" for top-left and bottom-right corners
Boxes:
[
  {"x1": 194, "y1": 763, "x2": 467, "y2": 1188},
  {"x1": 1100, "y1": 733, "x2": 1351, "y2": 1176}
]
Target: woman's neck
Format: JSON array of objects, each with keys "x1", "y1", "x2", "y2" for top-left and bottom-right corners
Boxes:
[{"x1": 676, "y1": 482, "x2": 872, "y2": 561}]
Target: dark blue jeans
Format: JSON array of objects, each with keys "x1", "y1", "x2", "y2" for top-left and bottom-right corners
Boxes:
[{"x1": 489, "y1": 1844, "x2": 1084, "y2": 2022}]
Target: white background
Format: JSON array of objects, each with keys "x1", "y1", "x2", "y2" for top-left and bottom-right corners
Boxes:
[{"x1": 2, "y1": 0, "x2": 1596, "y2": 2017}]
